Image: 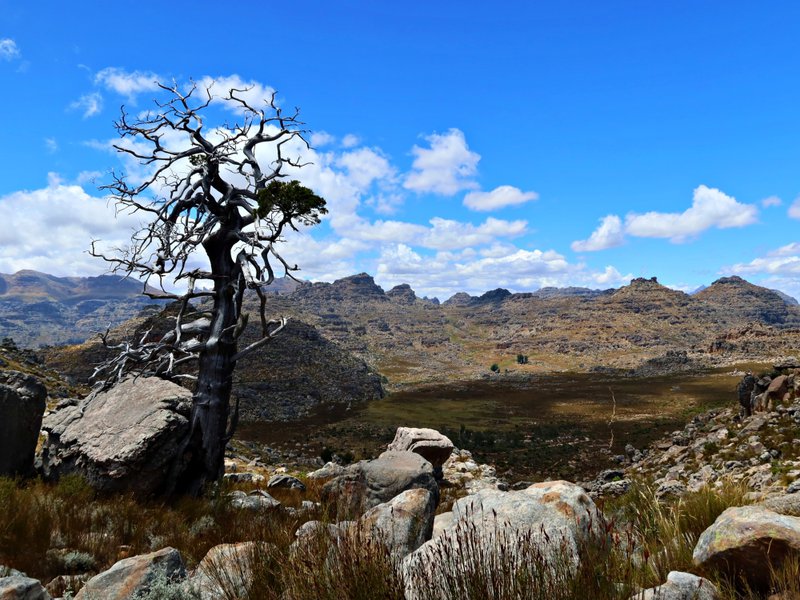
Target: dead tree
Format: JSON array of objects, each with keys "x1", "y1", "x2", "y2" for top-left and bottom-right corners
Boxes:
[{"x1": 91, "y1": 81, "x2": 326, "y2": 496}]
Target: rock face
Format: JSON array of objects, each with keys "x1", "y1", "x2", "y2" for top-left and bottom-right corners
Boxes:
[
  {"x1": 693, "y1": 506, "x2": 800, "y2": 589},
  {"x1": 76, "y1": 547, "x2": 185, "y2": 600},
  {"x1": 402, "y1": 481, "x2": 602, "y2": 599},
  {"x1": 321, "y1": 450, "x2": 439, "y2": 514},
  {"x1": 634, "y1": 571, "x2": 719, "y2": 600},
  {"x1": 386, "y1": 427, "x2": 454, "y2": 471},
  {"x1": 41, "y1": 377, "x2": 192, "y2": 495},
  {"x1": 0, "y1": 575, "x2": 51, "y2": 600},
  {"x1": 358, "y1": 488, "x2": 437, "y2": 561},
  {"x1": 0, "y1": 371, "x2": 46, "y2": 477}
]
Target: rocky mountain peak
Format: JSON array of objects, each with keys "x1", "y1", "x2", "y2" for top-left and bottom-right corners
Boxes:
[
  {"x1": 475, "y1": 288, "x2": 512, "y2": 304},
  {"x1": 443, "y1": 292, "x2": 474, "y2": 306},
  {"x1": 695, "y1": 275, "x2": 796, "y2": 326},
  {"x1": 387, "y1": 284, "x2": 417, "y2": 304},
  {"x1": 332, "y1": 273, "x2": 385, "y2": 297}
]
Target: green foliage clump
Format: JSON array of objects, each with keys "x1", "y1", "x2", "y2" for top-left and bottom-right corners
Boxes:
[
  {"x1": 490, "y1": 363, "x2": 500, "y2": 373},
  {"x1": 256, "y1": 180, "x2": 328, "y2": 225}
]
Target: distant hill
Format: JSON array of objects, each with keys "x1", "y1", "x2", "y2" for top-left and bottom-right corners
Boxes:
[
  {"x1": 8, "y1": 269, "x2": 800, "y2": 393},
  {"x1": 0, "y1": 270, "x2": 301, "y2": 348}
]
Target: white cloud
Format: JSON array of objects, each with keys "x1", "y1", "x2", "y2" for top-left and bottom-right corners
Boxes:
[
  {"x1": 374, "y1": 242, "x2": 629, "y2": 298},
  {"x1": 0, "y1": 177, "x2": 144, "y2": 277},
  {"x1": 44, "y1": 138, "x2": 58, "y2": 153},
  {"x1": 0, "y1": 39, "x2": 20, "y2": 61},
  {"x1": 335, "y1": 147, "x2": 396, "y2": 189},
  {"x1": 725, "y1": 244, "x2": 800, "y2": 276},
  {"x1": 463, "y1": 185, "x2": 539, "y2": 211},
  {"x1": 95, "y1": 67, "x2": 160, "y2": 100},
  {"x1": 762, "y1": 195, "x2": 782, "y2": 208},
  {"x1": 788, "y1": 197, "x2": 800, "y2": 219},
  {"x1": 625, "y1": 185, "x2": 758, "y2": 243},
  {"x1": 196, "y1": 75, "x2": 276, "y2": 112},
  {"x1": 404, "y1": 129, "x2": 480, "y2": 195},
  {"x1": 345, "y1": 216, "x2": 526, "y2": 251},
  {"x1": 366, "y1": 193, "x2": 405, "y2": 215},
  {"x1": 592, "y1": 265, "x2": 632, "y2": 286},
  {"x1": 69, "y1": 92, "x2": 103, "y2": 118},
  {"x1": 341, "y1": 134, "x2": 360, "y2": 148},
  {"x1": 310, "y1": 131, "x2": 335, "y2": 147},
  {"x1": 571, "y1": 215, "x2": 624, "y2": 252}
]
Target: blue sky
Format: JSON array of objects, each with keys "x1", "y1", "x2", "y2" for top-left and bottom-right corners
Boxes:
[{"x1": 2, "y1": 1, "x2": 800, "y2": 300}]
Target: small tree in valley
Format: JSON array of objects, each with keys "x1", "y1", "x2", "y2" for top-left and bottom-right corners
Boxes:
[{"x1": 92, "y1": 81, "x2": 326, "y2": 496}]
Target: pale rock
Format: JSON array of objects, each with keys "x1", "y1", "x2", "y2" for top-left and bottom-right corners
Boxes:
[
  {"x1": 185, "y1": 542, "x2": 268, "y2": 600},
  {"x1": 76, "y1": 547, "x2": 185, "y2": 600},
  {"x1": 321, "y1": 450, "x2": 439, "y2": 514},
  {"x1": 633, "y1": 571, "x2": 719, "y2": 600},
  {"x1": 693, "y1": 506, "x2": 800, "y2": 589},
  {"x1": 386, "y1": 428, "x2": 454, "y2": 471},
  {"x1": 41, "y1": 377, "x2": 191, "y2": 496},
  {"x1": 402, "y1": 481, "x2": 602, "y2": 600},
  {"x1": 357, "y1": 488, "x2": 436, "y2": 560},
  {"x1": 0, "y1": 575, "x2": 51, "y2": 600}
]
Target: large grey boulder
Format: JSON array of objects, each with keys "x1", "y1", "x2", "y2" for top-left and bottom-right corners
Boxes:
[
  {"x1": 41, "y1": 377, "x2": 191, "y2": 496},
  {"x1": 75, "y1": 547, "x2": 185, "y2": 600},
  {"x1": 633, "y1": 571, "x2": 719, "y2": 599},
  {"x1": 762, "y1": 493, "x2": 800, "y2": 516},
  {"x1": 321, "y1": 450, "x2": 439, "y2": 515},
  {"x1": 402, "y1": 480, "x2": 602, "y2": 599},
  {"x1": 386, "y1": 427, "x2": 454, "y2": 471},
  {"x1": 0, "y1": 575, "x2": 51, "y2": 600},
  {"x1": 185, "y1": 542, "x2": 268, "y2": 600},
  {"x1": 0, "y1": 371, "x2": 47, "y2": 477},
  {"x1": 693, "y1": 506, "x2": 800, "y2": 589},
  {"x1": 357, "y1": 488, "x2": 437, "y2": 561},
  {"x1": 291, "y1": 490, "x2": 435, "y2": 563}
]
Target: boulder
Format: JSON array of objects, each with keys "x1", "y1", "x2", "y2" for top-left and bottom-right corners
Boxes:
[
  {"x1": 40, "y1": 377, "x2": 192, "y2": 496},
  {"x1": 185, "y1": 542, "x2": 268, "y2": 600},
  {"x1": 693, "y1": 506, "x2": 800, "y2": 589},
  {"x1": 0, "y1": 575, "x2": 51, "y2": 600},
  {"x1": 321, "y1": 450, "x2": 439, "y2": 514},
  {"x1": 75, "y1": 547, "x2": 185, "y2": 600},
  {"x1": 386, "y1": 427, "x2": 454, "y2": 471},
  {"x1": 0, "y1": 371, "x2": 47, "y2": 477},
  {"x1": 228, "y1": 490, "x2": 281, "y2": 511},
  {"x1": 222, "y1": 472, "x2": 265, "y2": 485},
  {"x1": 357, "y1": 488, "x2": 437, "y2": 561},
  {"x1": 762, "y1": 494, "x2": 800, "y2": 517},
  {"x1": 633, "y1": 571, "x2": 719, "y2": 599},
  {"x1": 307, "y1": 462, "x2": 345, "y2": 481},
  {"x1": 402, "y1": 480, "x2": 602, "y2": 599},
  {"x1": 267, "y1": 474, "x2": 306, "y2": 491}
]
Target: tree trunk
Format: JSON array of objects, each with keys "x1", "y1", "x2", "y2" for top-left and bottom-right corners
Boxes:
[{"x1": 170, "y1": 229, "x2": 238, "y2": 496}]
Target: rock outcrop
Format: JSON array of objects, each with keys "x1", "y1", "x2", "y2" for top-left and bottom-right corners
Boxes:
[
  {"x1": 40, "y1": 377, "x2": 192, "y2": 495},
  {"x1": 321, "y1": 450, "x2": 439, "y2": 514},
  {"x1": 386, "y1": 427, "x2": 454, "y2": 472},
  {"x1": 357, "y1": 488, "x2": 437, "y2": 561},
  {"x1": 402, "y1": 480, "x2": 602, "y2": 599},
  {"x1": 0, "y1": 370, "x2": 46, "y2": 477}
]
